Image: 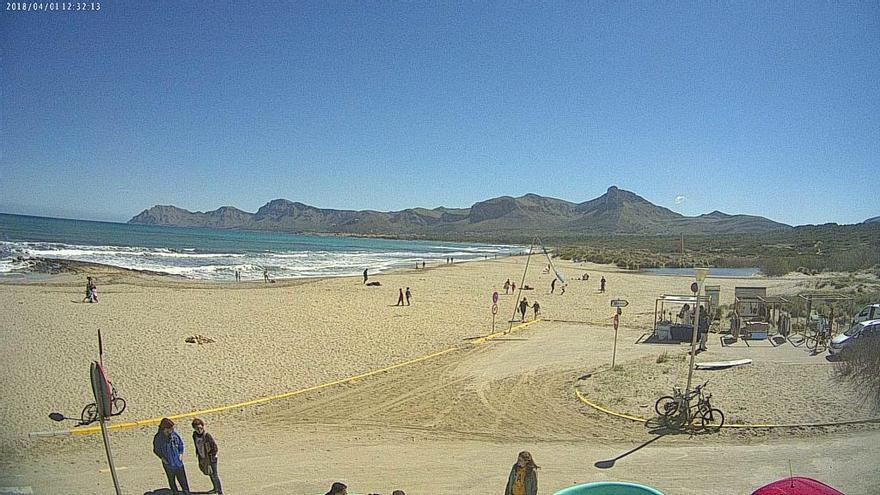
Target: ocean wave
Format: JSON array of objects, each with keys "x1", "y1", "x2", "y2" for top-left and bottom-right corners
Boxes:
[{"x1": 0, "y1": 239, "x2": 517, "y2": 280}]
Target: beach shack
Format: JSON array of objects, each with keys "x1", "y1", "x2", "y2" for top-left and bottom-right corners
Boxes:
[
  {"x1": 733, "y1": 287, "x2": 792, "y2": 339},
  {"x1": 653, "y1": 294, "x2": 710, "y2": 342},
  {"x1": 705, "y1": 284, "x2": 721, "y2": 318}
]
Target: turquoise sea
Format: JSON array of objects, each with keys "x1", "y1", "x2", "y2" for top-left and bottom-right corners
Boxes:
[{"x1": 0, "y1": 213, "x2": 520, "y2": 280}]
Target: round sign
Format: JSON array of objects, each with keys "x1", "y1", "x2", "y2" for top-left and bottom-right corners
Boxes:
[
  {"x1": 492, "y1": 303, "x2": 498, "y2": 315},
  {"x1": 492, "y1": 291, "x2": 499, "y2": 304},
  {"x1": 690, "y1": 282, "x2": 699, "y2": 293}
]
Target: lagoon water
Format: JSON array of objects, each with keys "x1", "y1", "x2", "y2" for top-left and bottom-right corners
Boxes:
[
  {"x1": 642, "y1": 267, "x2": 762, "y2": 277},
  {"x1": 0, "y1": 213, "x2": 519, "y2": 280}
]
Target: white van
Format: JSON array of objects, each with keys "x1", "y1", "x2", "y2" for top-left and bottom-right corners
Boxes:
[{"x1": 853, "y1": 304, "x2": 880, "y2": 324}]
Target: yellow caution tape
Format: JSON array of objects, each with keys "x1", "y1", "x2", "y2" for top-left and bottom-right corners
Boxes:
[{"x1": 36, "y1": 319, "x2": 543, "y2": 437}]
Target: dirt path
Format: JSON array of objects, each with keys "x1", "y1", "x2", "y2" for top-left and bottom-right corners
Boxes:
[{"x1": 4, "y1": 321, "x2": 877, "y2": 494}]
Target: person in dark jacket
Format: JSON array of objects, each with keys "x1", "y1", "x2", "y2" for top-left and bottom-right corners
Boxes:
[
  {"x1": 504, "y1": 450, "x2": 539, "y2": 495},
  {"x1": 153, "y1": 417, "x2": 190, "y2": 495},
  {"x1": 191, "y1": 418, "x2": 222, "y2": 494},
  {"x1": 519, "y1": 298, "x2": 529, "y2": 322},
  {"x1": 698, "y1": 305, "x2": 710, "y2": 352}
]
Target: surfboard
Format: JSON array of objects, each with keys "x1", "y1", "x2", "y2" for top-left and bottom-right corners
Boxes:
[{"x1": 695, "y1": 358, "x2": 752, "y2": 370}]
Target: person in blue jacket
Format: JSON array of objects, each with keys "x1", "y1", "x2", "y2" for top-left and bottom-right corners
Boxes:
[{"x1": 153, "y1": 417, "x2": 190, "y2": 495}]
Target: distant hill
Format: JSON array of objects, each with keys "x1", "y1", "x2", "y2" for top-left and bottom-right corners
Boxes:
[
  {"x1": 129, "y1": 186, "x2": 791, "y2": 237},
  {"x1": 865, "y1": 215, "x2": 880, "y2": 224}
]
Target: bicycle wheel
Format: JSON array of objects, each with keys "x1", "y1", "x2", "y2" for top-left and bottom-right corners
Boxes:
[
  {"x1": 654, "y1": 396, "x2": 678, "y2": 417},
  {"x1": 701, "y1": 408, "x2": 725, "y2": 431},
  {"x1": 806, "y1": 335, "x2": 819, "y2": 351},
  {"x1": 81, "y1": 403, "x2": 98, "y2": 425},
  {"x1": 112, "y1": 397, "x2": 126, "y2": 415}
]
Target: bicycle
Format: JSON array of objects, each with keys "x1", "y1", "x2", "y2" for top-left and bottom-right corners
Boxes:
[
  {"x1": 654, "y1": 380, "x2": 725, "y2": 431},
  {"x1": 80, "y1": 381, "x2": 126, "y2": 425},
  {"x1": 805, "y1": 324, "x2": 831, "y2": 353}
]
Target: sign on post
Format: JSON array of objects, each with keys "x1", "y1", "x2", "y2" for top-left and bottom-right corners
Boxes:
[
  {"x1": 611, "y1": 299, "x2": 629, "y2": 308},
  {"x1": 90, "y1": 361, "x2": 113, "y2": 418},
  {"x1": 492, "y1": 291, "x2": 499, "y2": 304}
]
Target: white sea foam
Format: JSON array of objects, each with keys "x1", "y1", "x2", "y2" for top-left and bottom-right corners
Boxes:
[{"x1": 0, "y1": 240, "x2": 517, "y2": 280}]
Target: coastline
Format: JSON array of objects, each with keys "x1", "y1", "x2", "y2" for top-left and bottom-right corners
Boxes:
[{"x1": 0, "y1": 256, "x2": 810, "y2": 452}]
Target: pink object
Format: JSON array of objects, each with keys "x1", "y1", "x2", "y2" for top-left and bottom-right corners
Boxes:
[{"x1": 751, "y1": 477, "x2": 844, "y2": 495}]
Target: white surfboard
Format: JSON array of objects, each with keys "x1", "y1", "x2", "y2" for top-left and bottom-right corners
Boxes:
[{"x1": 695, "y1": 358, "x2": 752, "y2": 370}]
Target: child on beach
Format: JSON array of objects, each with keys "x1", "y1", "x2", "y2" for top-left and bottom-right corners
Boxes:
[
  {"x1": 504, "y1": 451, "x2": 539, "y2": 495},
  {"x1": 532, "y1": 301, "x2": 540, "y2": 320}
]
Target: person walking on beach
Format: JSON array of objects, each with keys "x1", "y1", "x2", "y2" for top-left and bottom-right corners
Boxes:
[
  {"x1": 504, "y1": 279, "x2": 511, "y2": 294},
  {"x1": 191, "y1": 418, "x2": 222, "y2": 494},
  {"x1": 511, "y1": 281, "x2": 516, "y2": 293},
  {"x1": 532, "y1": 301, "x2": 541, "y2": 320},
  {"x1": 263, "y1": 269, "x2": 270, "y2": 283},
  {"x1": 396, "y1": 288, "x2": 405, "y2": 306},
  {"x1": 405, "y1": 287, "x2": 412, "y2": 306},
  {"x1": 153, "y1": 418, "x2": 190, "y2": 495},
  {"x1": 363, "y1": 268, "x2": 368, "y2": 284},
  {"x1": 519, "y1": 297, "x2": 529, "y2": 322},
  {"x1": 84, "y1": 276, "x2": 98, "y2": 303},
  {"x1": 600, "y1": 276, "x2": 606, "y2": 293},
  {"x1": 504, "y1": 450, "x2": 539, "y2": 495}
]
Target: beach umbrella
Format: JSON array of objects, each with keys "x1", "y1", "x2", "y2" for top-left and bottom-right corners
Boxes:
[
  {"x1": 751, "y1": 477, "x2": 844, "y2": 495},
  {"x1": 553, "y1": 481, "x2": 664, "y2": 495}
]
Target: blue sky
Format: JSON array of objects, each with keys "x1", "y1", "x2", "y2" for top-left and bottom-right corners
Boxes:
[{"x1": 1, "y1": 2, "x2": 878, "y2": 225}]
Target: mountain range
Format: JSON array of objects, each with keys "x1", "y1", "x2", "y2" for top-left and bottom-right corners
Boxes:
[{"x1": 129, "y1": 186, "x2": 792, "y2": 238}]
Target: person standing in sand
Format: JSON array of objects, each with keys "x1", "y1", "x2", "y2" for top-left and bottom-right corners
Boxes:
[
  {"x1": 396, "y1": 288, "x2": 404, "y2": 306},
  {"x1": 405, "y1": 287, "x2": 412, "y2": 306},
  {"x1": 504, "y1": 450, "x2": 539, "y2": 495},
  {"x1": 532, "y1": 301, "x2": 541, "y2": 320},
  {"x1": 504, "y1": 279, "x2": 511, "y2": 294},
  {"x1": 191, "y1": 418, "x2": 222, "y2": 495},
  {"x1": 363, "y1": 268, "x2": 368, "y2": 284},
  {"x1": 698, "y1": 305, "x2": 709, "y2": 352},
  {"x1": 153, "y1": 418, "x2": 190, "y2": 495},
  {"x1": 519, "y1": 297, "x2": 529, "y2": 322},
  {"x1": 600, "y1": 276, "x2": 606, "y2": 293}
]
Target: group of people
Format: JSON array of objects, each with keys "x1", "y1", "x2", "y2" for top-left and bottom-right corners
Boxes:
[
  {"x1": 677, "y1": 303, "x2": 710, "y2": 353},
  {"x1": 325, "y1": 482, "x2": 406, "y2": 495},
  {"x1": 395, "y1": 287, "x2": 413, "y2": 306},
  {"x1": 322, "y1": 451, "x2": 538, "y2": 495},
  {"x1": 518, "y1": 297, "x2": 540, "y2": 321},
  {"x1": 152, "y1": 417, "x2": 222, "y2": 495}
]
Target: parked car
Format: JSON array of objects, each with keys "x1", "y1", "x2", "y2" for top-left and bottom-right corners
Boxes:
[
  {"x1": 853, "y1": 303, "x2": 880, "y2": 324},
  {"x1": 828, "y1": 318, "x2": 880, "y2": 356}
]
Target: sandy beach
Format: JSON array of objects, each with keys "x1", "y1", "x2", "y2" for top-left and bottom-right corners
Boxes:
[{"x1": 2, "y1": 257, "x2": 877, "y2": 493}]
